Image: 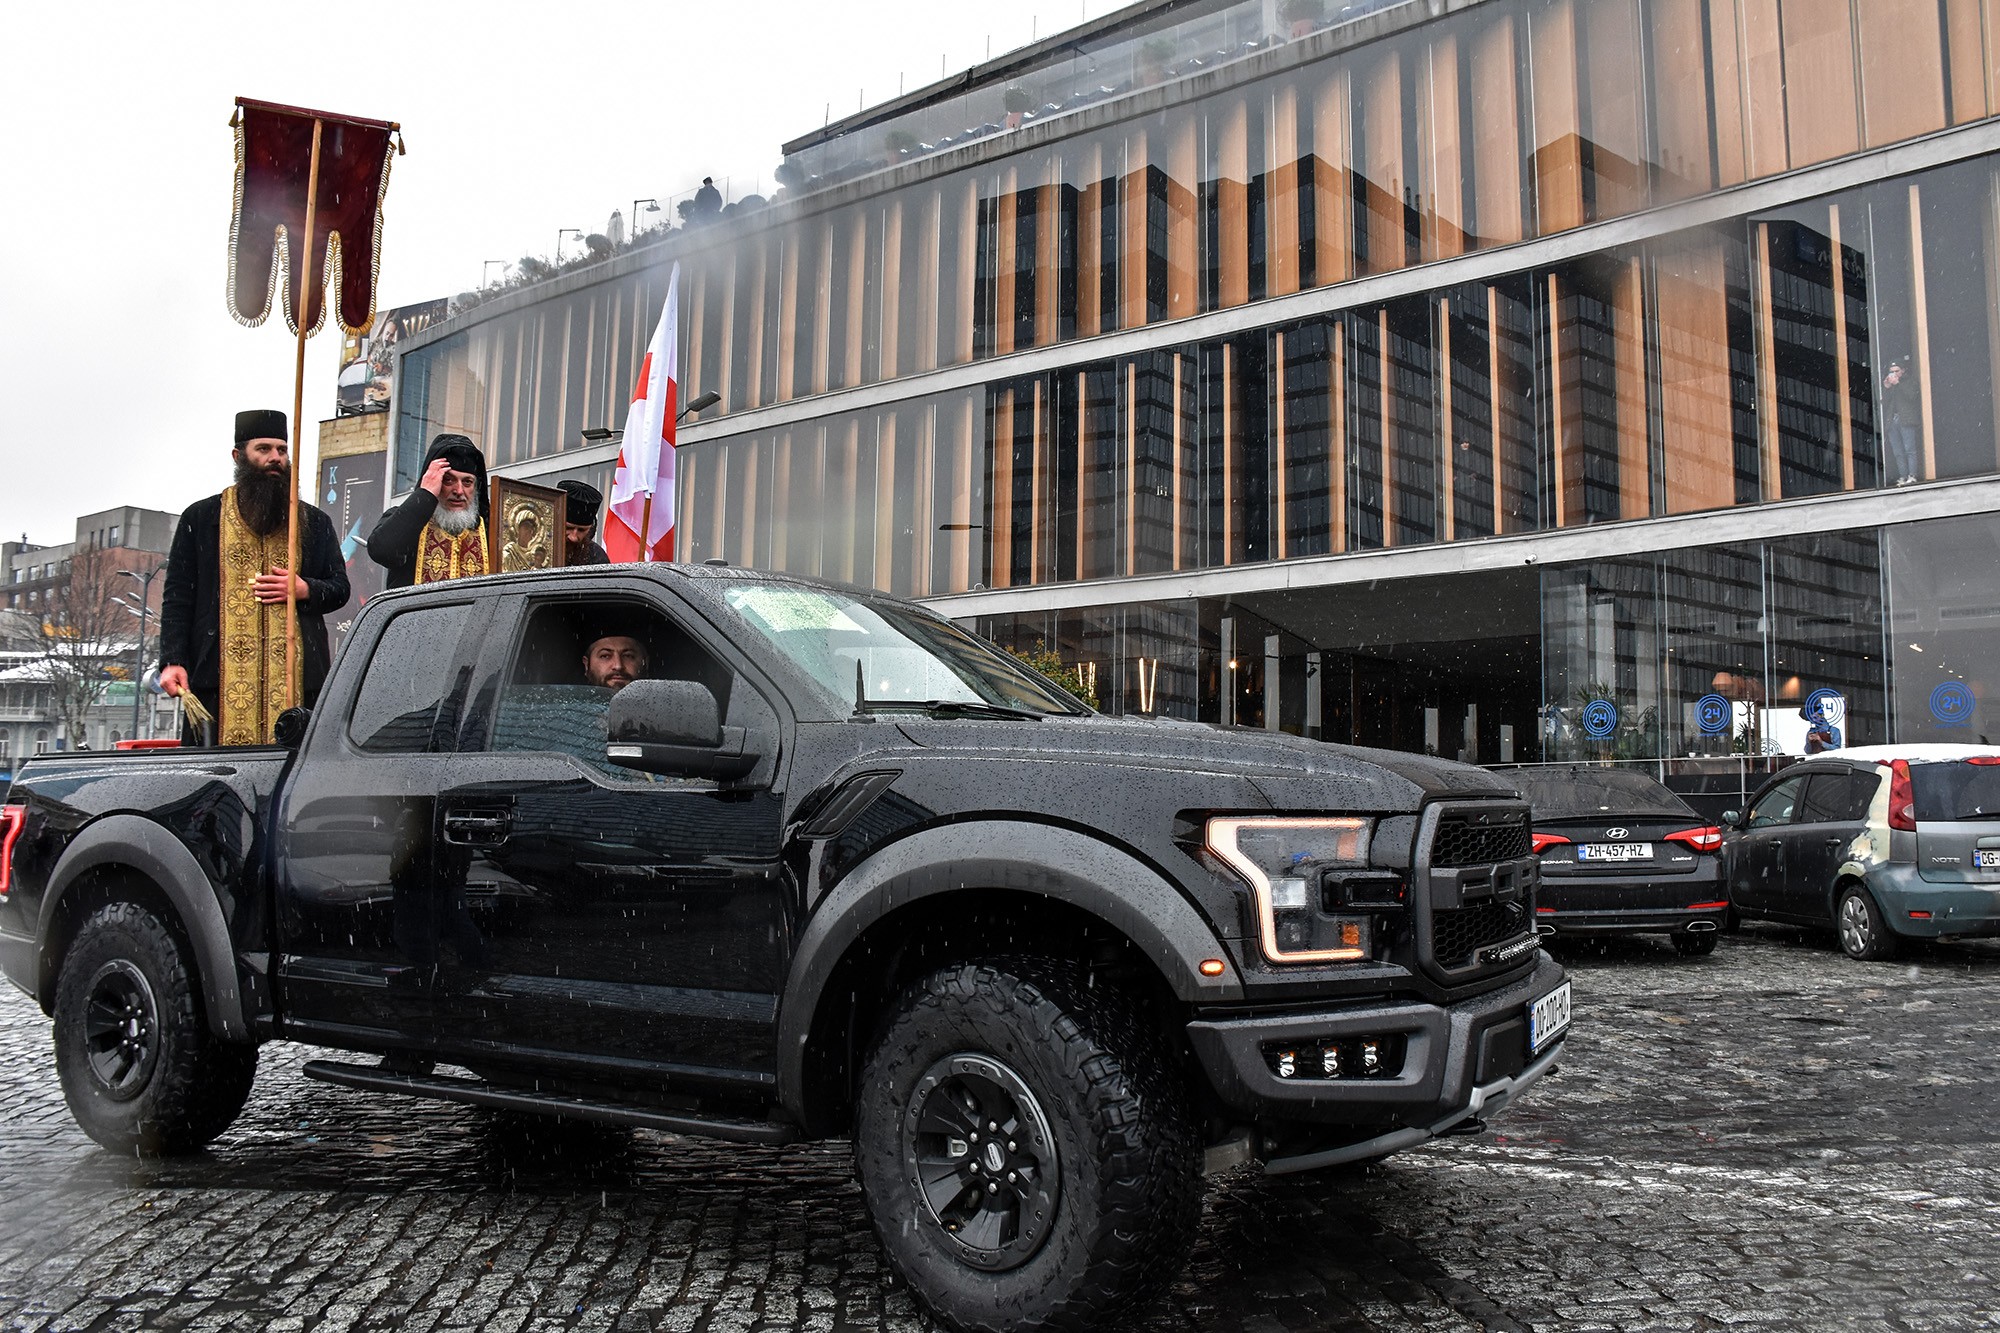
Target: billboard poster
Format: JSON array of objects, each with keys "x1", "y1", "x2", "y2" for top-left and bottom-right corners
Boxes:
[
  {"x1": 335, "y1": 298, "x2": 447, "y2": 416},
  {"x1": 320, "y1": 450, "x2": 388, "y2": 647}
]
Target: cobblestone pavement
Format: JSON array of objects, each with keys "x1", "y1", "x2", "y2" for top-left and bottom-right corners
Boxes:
[{"x1": 3, "y1": 925, "x2": 1998, "y2": 1332}]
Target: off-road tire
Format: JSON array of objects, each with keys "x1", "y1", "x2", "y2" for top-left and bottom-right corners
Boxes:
[
  {"x1": 1836, "y1": 886, "x2": 1899, "y2": 961},
  {"x1": 1672, "y1": 931, "x2": 1719, "y2": 957},
  {"x1": 52, "y1": 902, "x2": 258, "y2": 1155},
  {"x1": 854, "y1": 958, "x2": 1202, "y2": 1333}
]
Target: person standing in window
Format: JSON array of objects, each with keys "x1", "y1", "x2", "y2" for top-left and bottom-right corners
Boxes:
[{"x1": 1882, "y1": 358, "x2": 1923, "y2": 486}]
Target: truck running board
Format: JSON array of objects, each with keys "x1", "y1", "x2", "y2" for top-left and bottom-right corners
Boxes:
[{"x1": 301, "y1": 1059, "x2": 802, "y2": 1146}]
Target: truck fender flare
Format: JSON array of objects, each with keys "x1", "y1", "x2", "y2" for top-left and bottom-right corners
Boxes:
[
  {"x1": 39, "y1": 814, "x2": 250, "y2": 1041},
  {"x1": 775, "y1": 820, "x2": 1242, "y2": 1119}
]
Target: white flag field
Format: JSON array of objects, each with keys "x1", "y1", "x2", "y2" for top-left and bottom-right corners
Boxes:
[{"x1": 607, "y1": 263, "x2": 679, "y2": 561}]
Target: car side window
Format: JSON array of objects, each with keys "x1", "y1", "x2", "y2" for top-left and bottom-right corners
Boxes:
[
  {"x1": 348, "y1": 603, "x2": 472, "y2": 752},
  {"x1": 1746, "y1": 775, "x2": 1806, "y2": 829},
  {"x1": 487, "y1": 598, "x2": 732, "y2": 781},
  {"x1": 1798, "y1": 770, "x2": 1878, "y2": 824}
]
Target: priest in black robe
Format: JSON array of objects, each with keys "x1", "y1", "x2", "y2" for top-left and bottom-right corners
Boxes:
[
  {"x1": 558, "y1": 480, "x2": 610, "y2": 565},
  {"x1": 159, "y1": 410, "x2": 350, "y2": 745},
  {"x1": 368, "y1": 434, "x2": 491, "y2": 588}
]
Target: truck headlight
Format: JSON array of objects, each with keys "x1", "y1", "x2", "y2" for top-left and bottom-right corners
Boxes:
[{"x1": 1206, "y1": 816, "x2": 1373, "y2": 964}]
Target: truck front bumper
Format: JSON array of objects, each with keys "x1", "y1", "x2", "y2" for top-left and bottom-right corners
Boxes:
[{"x1": 1185, "y1": 955, "x2": 1569, "y2": 1173}]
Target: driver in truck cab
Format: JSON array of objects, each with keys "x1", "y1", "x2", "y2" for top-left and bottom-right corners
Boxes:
[{"x1": 583, "y1": 633, "x2": 647, "y2": 692}]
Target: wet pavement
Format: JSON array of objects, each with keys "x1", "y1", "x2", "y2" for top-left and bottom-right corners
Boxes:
[{"x1": 2, "y1": 924, "x2": 1998, "y2": 1332}]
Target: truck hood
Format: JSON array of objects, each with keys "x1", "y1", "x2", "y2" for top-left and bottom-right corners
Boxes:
[{"x1": 888, "y1": 714, "x2": 1522, "y2": 810}]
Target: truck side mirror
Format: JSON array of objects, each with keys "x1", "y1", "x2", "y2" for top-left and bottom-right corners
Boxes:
[
  {"x1": 606, "y1": 679, "x2": 758, "y2": 780},
  {"x1": 1721, "y1": 809, "x2": 1741, "y2": 827}
]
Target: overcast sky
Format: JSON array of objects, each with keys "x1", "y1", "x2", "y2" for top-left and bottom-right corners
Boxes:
[{"x1": 0, "y1": 0, "x2": 1100, "y2": 546}]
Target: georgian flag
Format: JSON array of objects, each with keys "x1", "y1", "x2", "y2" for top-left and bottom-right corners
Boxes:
[{"x1": 607, "y1": 263, "x2": 679, "y2": 561}]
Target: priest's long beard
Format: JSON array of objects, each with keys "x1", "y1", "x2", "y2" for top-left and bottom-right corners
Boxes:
[
  {"x1": 233, "y1": 459, "x2": 292, "y2": 537},
  {"x1": 435, "y1": 503, "x2": 481, "y2": 535}
]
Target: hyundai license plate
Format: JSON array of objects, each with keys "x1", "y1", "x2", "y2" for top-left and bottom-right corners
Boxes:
[
  {"x1": 1528, "y1": 982, "x2": 1572, "y2": 1054},
  {"x1": 1975, "y1": 850, "x2": 2000, "y2": 868},
  {"x1": 1579, "y1": 843, "x2": 1651, "y2": 861}
]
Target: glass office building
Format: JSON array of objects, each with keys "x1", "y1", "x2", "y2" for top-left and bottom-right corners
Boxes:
[{"x1": 394, "y1": 0, "x2": 2000, "y2": 764}]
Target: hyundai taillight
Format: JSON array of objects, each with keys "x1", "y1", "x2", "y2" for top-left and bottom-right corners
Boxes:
[
  {"x1": 0, "y1": 805, "x2": 23, "y2": 898},
  {"x1": 1888, "y1": 759, "x2": 1917, "y2": 831},
  {"x1": 1530, "y1": 833, "x2": 1571, "y2": 853},
  {"x1": 1664, "y1": 826, "x2": 1724, "y2": 854}
]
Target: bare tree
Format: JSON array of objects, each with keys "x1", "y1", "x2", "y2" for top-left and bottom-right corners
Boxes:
[{"x1": 34, "y1": 544, "x2": 131, "y2": 749}]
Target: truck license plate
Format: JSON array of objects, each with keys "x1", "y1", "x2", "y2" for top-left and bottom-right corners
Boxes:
[
  {"x1": 1976, "y1": 850, "x2": 2000, "y2": 868},
  {"x1": 1528, "y1": 982, "x2": 1572, "y2": 1054},
  {"x1": 1579, "y1": 843, "x2": 1651, "y2": 861}
]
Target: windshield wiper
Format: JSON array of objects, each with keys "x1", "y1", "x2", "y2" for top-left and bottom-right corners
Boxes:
[
  {"x1": 856, "y1": 698, "x2": 1043, "y2": 720},
  {"x1": 850, "y1": 662, "x2": 1043, "y2": 719}
]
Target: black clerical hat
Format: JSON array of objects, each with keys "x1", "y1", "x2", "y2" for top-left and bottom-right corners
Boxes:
[
  {"x1": 557, "y1": 480, "x2": 602, "y2": 527},
  {"x1": 234, "y1": 409, "x2": 288, "y2": 445}
]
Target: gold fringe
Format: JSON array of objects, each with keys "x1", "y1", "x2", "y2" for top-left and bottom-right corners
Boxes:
[{"x1": 223, "y1": 113, "x2": 399, "y2": 338}]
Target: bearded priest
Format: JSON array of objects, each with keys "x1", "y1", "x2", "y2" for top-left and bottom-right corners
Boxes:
[
  {"x1": 368, "y1": 433, "x2": 491, "y2": 589},
  {"x1": 158, "y1": 409, "x2": 352, "y2": 745}
]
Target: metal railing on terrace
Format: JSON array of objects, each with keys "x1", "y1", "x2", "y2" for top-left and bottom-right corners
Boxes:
[{"x1": 779, "y1": 0, "x2": 1413, "y2": 195}]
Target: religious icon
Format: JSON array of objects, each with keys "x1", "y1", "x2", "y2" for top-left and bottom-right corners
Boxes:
[{"x1": 488, "y1": 478, "x2": 568, "y2": 573}]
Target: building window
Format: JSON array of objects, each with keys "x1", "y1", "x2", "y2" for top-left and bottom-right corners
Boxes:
[{"x1": 107, "y1": 525, "x2": 120, "y2": 546}]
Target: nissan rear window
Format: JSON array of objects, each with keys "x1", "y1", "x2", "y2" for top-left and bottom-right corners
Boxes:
[
  {"x1": 1911, "y1": 760, "x2": 2000, "y2": 821},
  {"x1": 1509, "y1": 769, "x2": 1697, "y2": 820}
]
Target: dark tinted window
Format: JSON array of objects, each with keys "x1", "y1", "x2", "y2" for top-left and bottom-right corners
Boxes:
[
  {"x1": 1911, "y1": 760, "x2": 2000, "y2": 821},
  {"x1": 1746, "y1": 775, "x2": 1807, "y2": 828},
  {"x1": 1512, "y1": 768, "x2": 1696, "y2": 820},
  {"x1": 1797, "y1": 770, "x2": 1877, "y2": 823},
  {"x1": 349, "y1": 604, "x2": 471, "y2": 752}
]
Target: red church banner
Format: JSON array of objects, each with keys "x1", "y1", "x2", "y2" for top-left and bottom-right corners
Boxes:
[{"x1": 227, "y1": 98, "x2": 400, "y2": 336}]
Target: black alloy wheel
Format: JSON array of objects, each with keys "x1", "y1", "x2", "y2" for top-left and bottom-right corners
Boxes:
[
  {"x1": 53, "y1": 901, "x2": 259, "y2": 1155},
  {"x1": 79, "y1": 959, "x2": 161, "y2": 1097},
  {"x1": 854, "y1": 957, "x2": 1203, "y2": 1333},
  {"x1": 903, "y1": 1053, "x2": 1061, "y2": 1271}
]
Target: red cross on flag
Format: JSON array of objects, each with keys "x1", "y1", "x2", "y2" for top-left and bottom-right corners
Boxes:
[{"x1": 607, "y1": 264, "x2": 680, "y2": 562}]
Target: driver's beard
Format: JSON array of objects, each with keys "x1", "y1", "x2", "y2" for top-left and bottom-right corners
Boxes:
[
  {"x1": 434, "y1": 502, "x2": 480, "y2": 535},
  {"x1": 233, "y1": 459, "x2": 292, "y2": 537}
]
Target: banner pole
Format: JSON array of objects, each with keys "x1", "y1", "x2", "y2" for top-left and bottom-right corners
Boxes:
[
  {"x1": 638, "y1": 493, "x2": 654, "y2": 562},
  {"x1": 286, "y1": 117, "x2": 323, "y2": 715}
]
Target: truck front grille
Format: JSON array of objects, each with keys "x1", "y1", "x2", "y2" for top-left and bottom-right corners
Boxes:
[
  {"x1": 1430, "y1": 812, "x2": 1531, "y2": 867},
  {"x1": 1414, "y1": 802, "x2": 1539, "y2": 982},
  {"x1": 1429, "y1": 899, "x2": 1532, "y2": 968}
]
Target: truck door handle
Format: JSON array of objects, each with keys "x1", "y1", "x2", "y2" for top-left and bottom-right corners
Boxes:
[
  {"x1": 1824, "y1": 837, "x2": 1843, "y2": 849},
  {"x1": 443, "y1": 811, "x2": 511, "y2": 846}
]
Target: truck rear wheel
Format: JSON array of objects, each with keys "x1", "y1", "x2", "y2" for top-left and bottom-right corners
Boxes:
[
  {"x1": 53, "y1": 902, "x2": 258, "y2": 1155},
  {"x1": 854, "y1": 958, "x2": 1201, "y2": 1333}
]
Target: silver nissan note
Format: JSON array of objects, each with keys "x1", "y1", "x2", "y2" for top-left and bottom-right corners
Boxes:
[{"x1": 1722, "y1": 745, "x2": 2000, "y2": 960}]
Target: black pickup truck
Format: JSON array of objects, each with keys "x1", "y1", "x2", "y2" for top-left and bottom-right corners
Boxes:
[{"x1": 0, "y1": 564, "x2": 1568, "y2": 1332}]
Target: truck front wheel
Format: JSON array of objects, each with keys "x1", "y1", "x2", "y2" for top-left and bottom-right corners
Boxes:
[
  {"x1": 854, "y1": 958, "x2": 1201, "y2": 1333},
  {"x1": 52, "y1": 902, "x2": 258, "y2": 1155}
]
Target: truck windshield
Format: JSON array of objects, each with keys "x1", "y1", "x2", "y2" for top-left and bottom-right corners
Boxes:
[{"x1": 720, "y1": 583, "x2": 1089, "y2": 717}]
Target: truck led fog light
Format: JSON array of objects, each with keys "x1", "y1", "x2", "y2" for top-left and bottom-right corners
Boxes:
[
  {"x1": 1361, "y1": 1040, "x2": 1381, "y2": 1074},
  {"x1": 1320, "y1": 1045, "x2": 1341, "y2": 1077},
  {"x1": 1276, "y1": 1049, "x2": 1297, "y2": 1079}
]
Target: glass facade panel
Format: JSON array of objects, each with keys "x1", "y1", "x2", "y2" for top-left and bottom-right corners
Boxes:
[{"x1": 1888, "y1": 513, "x2": 2000, "y2": 744}]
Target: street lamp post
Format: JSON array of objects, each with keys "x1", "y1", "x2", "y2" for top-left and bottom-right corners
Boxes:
[
  {"x1": 482, "y1": 259, "x2": 508, "y2": 287},
  {"x1": 677, "y1": 390, "x2": 722, "y2": 424},
  {"x1": 117, "y1": 565, "x2": 161, "y2": 740},
  {"x1": 632, "y1": 199, "x2": 661, "y2": 238},
  {"x1": 556, "y1": 228, "x2": 585, "y2": 262}
]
